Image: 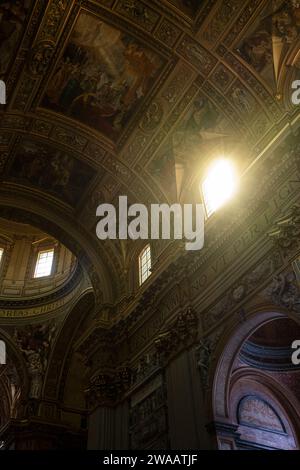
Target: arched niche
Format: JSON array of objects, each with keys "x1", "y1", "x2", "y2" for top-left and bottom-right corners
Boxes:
[{"x1": 210, "y1": 309, "x2": 300, "y2": 450}]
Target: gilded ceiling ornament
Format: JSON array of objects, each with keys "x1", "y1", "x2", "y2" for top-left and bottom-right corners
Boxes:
[{"x1": 28, "y1": 41, "x2": 55, "y2": 76}]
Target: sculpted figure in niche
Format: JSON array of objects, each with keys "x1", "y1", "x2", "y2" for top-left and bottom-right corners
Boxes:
[
  {"x1": 14, "y1": 323, "x2": 56, "y2": 400},
  {"x1": 23, "y1": 349, "x2": 43, "y2": 399}
]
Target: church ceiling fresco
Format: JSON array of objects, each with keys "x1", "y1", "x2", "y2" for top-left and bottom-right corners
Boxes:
[
  {"x1": 147, "y1": 91, "x2": 246, "y2": 200},
  {"x1": 42, "y1": 11, "x2": 165, "y2": 141},
  {"x1": 0, "y1": 2, "x2": 300, "y2": 431},
  {"x1": 171, "y1": 94, "x2": 234, "y2": 165},
  {"x1": 6, "y1": 140, "x2": 95, "y2": 207},
  {"x1": 0, "y1": 0, "x2": 33, "y2": 75},
  {"x1": 236, "y1": 0, "x2": 300, "y2": 89},
  {"x1": 0, "y1": 0, "x2": 299, "y2": 303},
  {"x1": 166, "y1": 0, "x2": 203, "y2": 17},
  {"x1": 148, "y1": 140, "x2": 177, "y2": 201}
]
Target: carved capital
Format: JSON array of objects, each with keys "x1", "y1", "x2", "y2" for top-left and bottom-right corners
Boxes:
[
  {"x1": 154, "y1": 307, "x2": 198, "y2": 364},
  {"x1": 85, "y1": 367, "x2": 131, "y2": 408}
]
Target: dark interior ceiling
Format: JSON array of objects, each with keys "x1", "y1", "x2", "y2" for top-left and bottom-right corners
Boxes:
[
  {"x1": 248, "y1": 318, "x2": 300, "y2": 348},
  {"x1": 0, "y1": 0, "x2": 299, "y2": 304},
  {"x1": 239, "y1": 318, "x2": 300, "y2": 371}
]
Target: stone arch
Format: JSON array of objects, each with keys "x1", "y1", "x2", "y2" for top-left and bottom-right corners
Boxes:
[
  {"x1": 228, "y1": 369, "x2": 300, "y2": 449},
  {"x1": 209, "y1": 308, "x2": 300, "y2": 449},
  {"x1": 0, "y1": 187, "x2": 115, "y2": 303}
]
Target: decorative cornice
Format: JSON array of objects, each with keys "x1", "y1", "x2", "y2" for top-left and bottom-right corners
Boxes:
[{"x1": 0, "y1": 263, "x2": 82, "y2": 310}]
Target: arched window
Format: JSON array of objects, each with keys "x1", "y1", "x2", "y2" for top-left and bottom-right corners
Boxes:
[
  {"x1": 139, "y1": 244, "x2": 151, "y2": 286},
  {"x1": 34, "y1": 248, "x2": 54, "y2": 278}
]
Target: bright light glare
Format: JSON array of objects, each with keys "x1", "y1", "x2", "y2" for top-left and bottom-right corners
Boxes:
[
  {"x1": 34, "y1": 249, "x2": 54, "y2": 278},
  {"x1": 202, "y1": 159, "x2": 237, "y2": 217},
  {"x1": 139, "y1": 244, "x2": 151, "y2": 285}
]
